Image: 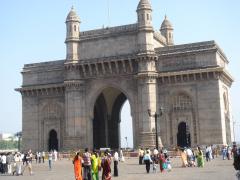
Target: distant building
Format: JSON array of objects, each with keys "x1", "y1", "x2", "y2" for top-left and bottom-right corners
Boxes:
[
  {"x1": 16, "y1": 0, "x2": 234, "y2": 151},
  {"x1": 0, "y1": 133, "x2": 15, "y2": 141}
]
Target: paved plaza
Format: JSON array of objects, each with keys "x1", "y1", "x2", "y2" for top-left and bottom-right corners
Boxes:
[{"x1": 0, "y1": 157, "x2": 236, "y2": 180}]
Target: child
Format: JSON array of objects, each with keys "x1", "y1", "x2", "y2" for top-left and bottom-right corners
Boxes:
[
  {"x1": 166, "y1": 158, "x2": 172, "y2": 172},
  {"x1": 152, "y1": 158, "x2": 157, "y2": 173}
]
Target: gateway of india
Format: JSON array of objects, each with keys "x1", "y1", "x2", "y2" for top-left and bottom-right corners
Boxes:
[{"x1": 17, "y1": 0, "x2": 234, "y2": 151}]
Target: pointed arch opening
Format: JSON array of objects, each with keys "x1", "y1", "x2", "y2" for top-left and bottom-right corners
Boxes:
[
  {"x1": 48, "y1": 129, "x2": 58, "y2": 151},
  {"x1": 93, "y1": 87, "x2": 133, "y2": 149},
  {"x1": 177, "y1": 122, "x2": 191, "y2": 148}
]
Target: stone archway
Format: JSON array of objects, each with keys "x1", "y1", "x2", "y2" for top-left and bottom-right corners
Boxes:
[
  {"x1": 48, "y1": 129, "x2": 58, "y2": 151},
  {"x1": 92, "y1": 87, "x2": 132, "y2": 149},
  {"x1": 177, "y1": 122, "x2": 191, "y2": 148}
]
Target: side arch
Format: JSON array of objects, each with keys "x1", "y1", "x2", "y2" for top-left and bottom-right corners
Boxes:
[{"x1": 168, "y1": 90, "x2": 197, "y2": 147}]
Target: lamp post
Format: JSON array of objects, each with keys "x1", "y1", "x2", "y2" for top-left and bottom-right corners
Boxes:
[
  {"x1": 125, "y1": 136, "x2": 128, "y2": 149},
  {"x1": 15, "y1": 131, "x2": 22, "y2": 151},
  {"x1": 148, "y1": 107, "x2": 163, "y2": 150}
]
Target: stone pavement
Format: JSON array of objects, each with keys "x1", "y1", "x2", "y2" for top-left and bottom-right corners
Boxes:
[{"x1": 0, "y1": 157, "x2": 236, "y2": 180}]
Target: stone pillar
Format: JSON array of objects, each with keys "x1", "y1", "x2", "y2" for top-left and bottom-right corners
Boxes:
[
  {"x1": 64, "y1": 80, "x2": 87, "y2": 149},
  {"x1": 137, "y1": 54, "x2": 158, "y2": 148},
  {"x1": 22, "y1": 95, "x2": 39, "y2": 152}
]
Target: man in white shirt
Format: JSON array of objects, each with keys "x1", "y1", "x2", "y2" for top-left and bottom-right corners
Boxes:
[{"x1": 1, "y1": 154, "x2": 7, "y2": 174}]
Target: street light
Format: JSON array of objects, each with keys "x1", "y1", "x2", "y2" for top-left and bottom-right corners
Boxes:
[
  {"x1": 15, "y1": 131, "x2": 22, "y2": 151},
  {"x1": 148, "y1": 107, "x2": 163, "y2": 150},
  {"x1": 125, "y1": 136, "x2": 128, "y2": 149}
]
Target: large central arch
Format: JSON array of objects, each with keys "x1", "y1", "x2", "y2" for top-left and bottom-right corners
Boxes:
[{"x1": 92, "y1": 87, "x2": 132, "y2": 149}]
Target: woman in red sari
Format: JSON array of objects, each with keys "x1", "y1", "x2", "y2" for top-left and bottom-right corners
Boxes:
[
  {"x1": 159, "y1": 150, "x2": 166, "y2": 173},
  {"x1": 101, "y1": 150, "x2": 112, "y2": 180},
  {"x1": 73, "y1": 152, "x2": 83, "y2": 180}
]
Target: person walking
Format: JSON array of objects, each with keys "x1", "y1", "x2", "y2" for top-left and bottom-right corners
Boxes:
[
  {"x1": 143, "y1": 151, "x2": 152, "y2": 173},
  {"x1": 196, "y1": 147, "x2": 204, "y2": 167},
  {"x1": 101, "y1": 150, "x2": 112, "y2": 180},
  {"x1": 91, "y1": 150, "x2": 100, "y2": 180},
  {"x1": 48, "y1": 151, "x2": 53, "y2": 170},
  {"x1": 113, "y1": 150, "x2": 119, "y2": 177},
  {"x1": 73, "y1": 152, "x2": 83, "y2": 180},
  {"x1": 83, "y1": 148, "x2": 92, "y2": 180},
  {"x1": 42, "y1": 151, "x2": 45, "y2": 163},
  {"x1": 24, "y1": 152, "x2": 33, "y2": 175}
]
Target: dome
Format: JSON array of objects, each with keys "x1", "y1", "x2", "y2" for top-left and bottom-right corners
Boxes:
[
  {"x1": 137, "y1": 0, "x2": 152, "y2": 10},
  {"x1": 66, "y1": 6, "x2": 80, "y2": 22},
  {"x1": 160, "y1": 15, "x2": 173, "y2": 30}
]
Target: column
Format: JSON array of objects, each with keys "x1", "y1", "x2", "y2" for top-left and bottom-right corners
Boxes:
[{"x1": 64, "y1": 80, "x2": 87, "y2": 149}]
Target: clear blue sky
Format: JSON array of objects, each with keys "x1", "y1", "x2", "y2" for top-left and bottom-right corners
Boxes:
[{"x1": 0, "y1": 0, "x2": 239, "y2": 147}]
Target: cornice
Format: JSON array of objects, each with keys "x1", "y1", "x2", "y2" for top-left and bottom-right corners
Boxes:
[{"x1": 15, "y1": 83, "x2": 65, "y2": 97}]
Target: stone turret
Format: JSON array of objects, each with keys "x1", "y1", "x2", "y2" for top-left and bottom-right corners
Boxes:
[
  {"x1": 65, "y1": 6, "x2": 80, "y2": 61},
  {"x1": 136, "y1": 0, "x2": 154, "y2": 53},
  {"x1": 160, "y1": 15, "x2": 174, "y2": 46}
]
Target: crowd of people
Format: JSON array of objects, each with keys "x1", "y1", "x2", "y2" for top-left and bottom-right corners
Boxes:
[
  {"x1": 0, "y1": 149, "x2": 59, "y2": 176},
  {"x1": 72, "y1": 148, "x2": 125, "y2": 180},
  {"x1": 138, "y1": 144, "x2": 240, "y2": 177},
  {"x1": 138, "y1": 148, "x2": 172, "y2": 173},
  {"x1": 1, "y1": 144, "x2": 239, "y2": 179}
]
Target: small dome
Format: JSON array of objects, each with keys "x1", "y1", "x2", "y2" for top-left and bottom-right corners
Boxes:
[
  {"x1": 66, "y1": 6, "x2": 80, "y2": 22},
  {"x1": 137, "y1": 0, "x2": 152, "y2": 10},
  {"x1": 160, "y1": 15, "x2": 173, "y2": 30}
]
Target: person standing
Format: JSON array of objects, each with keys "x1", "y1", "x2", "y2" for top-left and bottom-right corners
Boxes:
[
  {"x1": 101, "y1": 150, "x2": 112, "y2": 180},
  {"x1": 233, "y1": 148, "x2": 240, "y2": 180},
  {"x1": 73, "y1": 152, "x2": 83, "y2": 180},
  {"x1": 48, "y1": 151, "x2": 53, "y2": 170},
  {"x1": 37, "y1": 152, "x2": 41, "y2": 163},
  {"x1": 119, "y1": 149, "x2": 125, "y2": 162},
  {"x1": 54, "y1": 150, "x2": 58, "y2": 162},
  {"x1": 113, "y1": 150, "x2": 119, "y2": 177},
  {"x1": 138, "y1": 148, "x2": 144, "y2": 165},
  {"x1": 196, "y1": 147, "x2": 204, "y2": 167},
  {"x1": 143, "y1": 151, "x2": 152, "y2": 173},
  {"x1": 42, "y1": 151, "x2": 45, "y2": 163},
  {"x1": 24, "y1": 152, "x2": 33, "y2": 175},
  {"x1": 91, "y1": 150, "x2": 100, "y2": 180},
  {"x1": 83, "y1": 148, "x2": 92, "y2": 180},
  {"x1": 159, "y1": 150, "x2": 166, "y2": 173},
  {"x1": 180, "y1": 148, "x2": 188, "y2": 167},
  {"x1": 14, "y1": 153, "x2": 22, "y2": 175},
  {"x1": 222, "y1": 146, "x2": 227, "y2": 160},
  {"x1": 1, "y1": 153, "x2": 7, "y2": 174}
]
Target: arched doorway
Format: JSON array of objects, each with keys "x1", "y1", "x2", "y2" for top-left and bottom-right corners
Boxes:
[
  {"x1": 177, "y1": 122, "x2": 191, "y2": 148},
  {"x1": 48, "y1": 129, "x2": 58, "y2": 151},
  {"x1": 93, "y1": 87, "x2": 133, "y2": 149}
]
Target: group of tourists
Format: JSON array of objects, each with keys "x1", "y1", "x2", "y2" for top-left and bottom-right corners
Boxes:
[
  {"x1": 0, "y1": 150, "x2": 33, "y2": 176},
  {"x1": 73, "y1": 148, "x2": 124, "y2": 180},
  {"x1": 180, "y1": 146, "x2": 204, "y2": 168},
  {"x1": 138, "y1": 148, "x2": 172, "y2": 173},
  {"x1": 138, "y1": 144, "x2": 238, "y2": 174},
  {"x1": 0, "y1": 149, "x2": 58, "y2": 176}
]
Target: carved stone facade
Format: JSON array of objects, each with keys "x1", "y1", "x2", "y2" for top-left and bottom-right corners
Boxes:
[{"x1": 16, "y1": 1, "x2": 234, "y2": 151}]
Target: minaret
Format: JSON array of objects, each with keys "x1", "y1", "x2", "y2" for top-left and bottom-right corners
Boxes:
[
  {"x1": 136, "y1": 0, "x2": 154, "y2": 53},
  {"x1": 65, "y1": 6, "x2": 80, "y2": 62},
  {"x1": 160, "y1": 15, "x2": 174, "y2": 46}
]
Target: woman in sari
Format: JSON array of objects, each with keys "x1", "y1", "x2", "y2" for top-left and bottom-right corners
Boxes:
[
  {"x1": 91, "y1": 151, "x2": 101, "y2": 180},
  {"x1": 101, "y1": 151, "x2": 112, "y2": 180},
  {"x1": 180, "y1": 148, "x2": 188, "y2": 167},
  {"x1": 73, "y1": 152, "x2": 83, "y2": 180},
  {"x1": 196, "y1": 147, "x2": 204, "y2": 167},
  {"x1": 159, "y1": 150, "x2": 166, "y2": 172}
]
